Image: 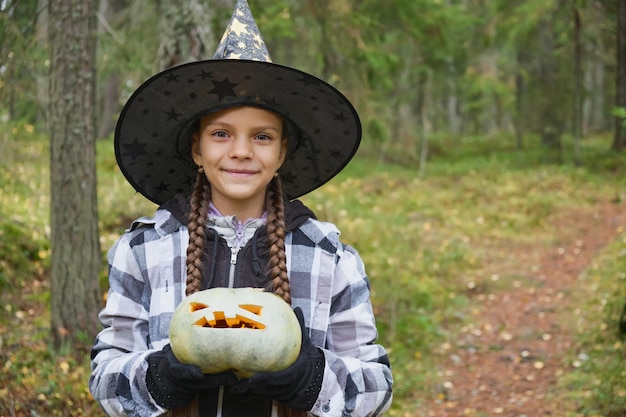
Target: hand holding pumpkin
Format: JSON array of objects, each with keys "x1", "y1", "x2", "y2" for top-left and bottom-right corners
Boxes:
[
  {"x1": 228, "y1": 307, "x2": 325, "y2": 411},
  {"x1": 145, "y1": 344, "x2": 238, "y2": 410}
]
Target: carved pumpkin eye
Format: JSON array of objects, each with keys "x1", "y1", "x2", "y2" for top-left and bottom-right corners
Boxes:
[
  {"x1": 189, "y1": 302, "x2": 266, "y2": 329},
  {"x1": 189, "y1": 302, "x2": 208, "y2": 312}
]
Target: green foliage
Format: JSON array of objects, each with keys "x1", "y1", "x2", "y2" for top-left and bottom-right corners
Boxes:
[
  {"x1": 2, "y1": 0, "x2": 622, "y2": 165},
  {"x1": 96, "y1": 0, "x2": 161, "y2": 96},
  {"x1": 252, "y1": 0, "x2": 297, "y2": 41},
  {"x1": 0, "y1": 319, "x2": 96, "y2": 416},
  {"x1": 0, "y1": 0, "x2": 47, "y2": 122},
  {"x1": 612, "y1": 106, "x2": 626, "y2": 128},
  {"x1": 0, "y1": 119, "x2": 50, "y2": 290}
]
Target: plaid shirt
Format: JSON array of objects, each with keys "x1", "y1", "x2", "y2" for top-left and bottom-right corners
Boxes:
[{"x1": 89, "y1": 200, "x2": 393, "y2": 417}]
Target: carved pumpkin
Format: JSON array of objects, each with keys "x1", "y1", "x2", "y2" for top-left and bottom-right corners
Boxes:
[{"x1": 169, "y1": 287, "x2": 302, "y2": 377}]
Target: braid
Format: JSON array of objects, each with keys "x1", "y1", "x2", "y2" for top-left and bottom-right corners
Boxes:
[
  {"x1": 265, "y1": 175, "x2": 290, "y2": 305},
  {"x1": 185, "y1": 170, "x2": 210, "y2": 296},
  {"x1": 171, "y1": 171, "x2": 210, "y2": 417},
  {"x1": 267, "y1": 176, "x2": 307, "y2": 417}
]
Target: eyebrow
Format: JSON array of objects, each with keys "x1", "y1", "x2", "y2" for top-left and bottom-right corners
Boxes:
[
  {"x1": 205, "y1": 122, "x2": 281, "y2": 133},
  {"x1": 255, "y1": 125, "x2": 281, "y2": 133}
]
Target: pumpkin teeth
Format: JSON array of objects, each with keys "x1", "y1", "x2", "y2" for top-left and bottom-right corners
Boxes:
[
  {"x1": 235, "y1": 315, "x2": 266, "y2": 330},
  {"x1": 189, "y1": 301, "x2": 266, "y2": 329},
  {"x1": 193, "y1": 317, "x2": 210, "y2": 327}
]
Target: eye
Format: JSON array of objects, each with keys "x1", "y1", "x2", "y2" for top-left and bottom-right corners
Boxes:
[
  {"x1": 212, "y1": 130, "x2": 230, "y2": 139},
  {"x1": 255, "y1": 133, "x2": 272, "y2": 141}
]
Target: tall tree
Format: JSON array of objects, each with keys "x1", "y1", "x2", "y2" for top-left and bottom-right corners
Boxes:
[
  {"x1": 583, "y1": 1, "x2": 610, "y2": 135},
  {"x1": 0, "y1": 0, "x2": 42, "y2": 121},
  {"x1": 536, "y1": 13, "x2": 564, "y2": 155},
  {"x1": 36, "y1": 0, "x2": 49, "y2": 127},
  {"x1": 96, "y1": 0, "x2": 126, "y2": 139},
  {"x1": 157, "y1": 0, "x2": 216, "y2": 70},
  {"x1": 613, "y1": 0, "x2": 626, "y2": 151},
  {"x1": 573, "y1": 0, "x2": 583, "y2": 165},
  {"x1": 48, "y1": 0, "x2": 101, "y2": 349}
]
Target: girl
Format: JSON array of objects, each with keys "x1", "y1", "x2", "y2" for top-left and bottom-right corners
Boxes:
[{"x1": 89, "y1": 2, "x2": 393, "y2": 417}]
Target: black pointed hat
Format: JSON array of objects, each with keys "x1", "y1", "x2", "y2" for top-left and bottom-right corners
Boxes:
[{"x1": 114, "y1": 0, "x2": 361, "y2": 204}]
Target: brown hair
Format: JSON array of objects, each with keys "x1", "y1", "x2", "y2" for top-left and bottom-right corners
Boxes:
[{"x1": 171, "y1": 170, "x2": 306, "y2": 417}]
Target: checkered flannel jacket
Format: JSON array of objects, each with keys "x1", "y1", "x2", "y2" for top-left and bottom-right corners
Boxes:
[{"x1": 89, "y1": 204, "x2": 393, "y2": 417}]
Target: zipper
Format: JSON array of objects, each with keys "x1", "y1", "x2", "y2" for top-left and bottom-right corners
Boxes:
[
  {"x1": 216, "y1": 386, "x2": 225, "y2": 417},
  {"x1": 227, "y1": 218, "x2": 247, "y2": 288},
  {"x1": 228, "y1": 246, "x2": 240, "y2": 288}
]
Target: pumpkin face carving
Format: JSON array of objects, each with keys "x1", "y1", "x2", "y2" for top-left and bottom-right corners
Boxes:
[{"x1": 169, "y1": 287, "x2": 302, "y2": 377}]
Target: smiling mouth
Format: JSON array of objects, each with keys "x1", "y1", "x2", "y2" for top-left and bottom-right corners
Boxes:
[{"x1": 224, "y1": 169, "x2": 257, "y2": 177}]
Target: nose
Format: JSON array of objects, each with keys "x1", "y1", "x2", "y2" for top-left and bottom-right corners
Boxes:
[{"x1": 229, "y1": 135, "x2": 253, "y2": 159}]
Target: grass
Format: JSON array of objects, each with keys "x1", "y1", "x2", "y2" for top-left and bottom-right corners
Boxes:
[
  {"x1": 0, "y1": 118, "x2": 625, "y2": 416},
  {"x1": 558, "y1": 233, "x2": 626, "y2": 416}
]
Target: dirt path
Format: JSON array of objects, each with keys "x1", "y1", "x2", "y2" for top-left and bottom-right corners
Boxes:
[{"x1": 420, "y1": 200, "x2": 626, "y2": 417}]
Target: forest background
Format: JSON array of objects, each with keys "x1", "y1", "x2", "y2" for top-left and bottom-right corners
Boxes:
[{"x1": 1, "y1": 0, "x2": 626, "y2": 416}]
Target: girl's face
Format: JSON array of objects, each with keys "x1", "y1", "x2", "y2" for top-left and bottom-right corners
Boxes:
[{"x1": 192, "y1": 106, "x2": 286, "y2": 219}]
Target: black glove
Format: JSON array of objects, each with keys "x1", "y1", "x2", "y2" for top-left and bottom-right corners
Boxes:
[
  {"x1": 146, "y1": 344, "x2": 238, "y2": 409},
  {"x1": 229, "y1": 307, "x2": 325, "y2": 411}
]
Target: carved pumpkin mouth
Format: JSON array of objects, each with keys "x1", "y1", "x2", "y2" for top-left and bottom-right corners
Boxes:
[{"x1": 189, "y1": 302, "x2": 266, "y2": 329}]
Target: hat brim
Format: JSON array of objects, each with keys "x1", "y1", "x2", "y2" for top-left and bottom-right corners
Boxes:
[{"x1": 114, "y1": 59, "x2": 361, "y2": 205}]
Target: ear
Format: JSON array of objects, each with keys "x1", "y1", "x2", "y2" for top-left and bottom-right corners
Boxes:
[
  {"x1": 191, "y1": 133, "x2": 203, "y2": 166},
  {"x1": 278, "y1": 138, "x2": 288, "y2": 166}
]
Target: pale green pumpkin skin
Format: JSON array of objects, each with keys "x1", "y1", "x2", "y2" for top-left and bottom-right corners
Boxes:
[{"x1": 169, "y1": 287, "x2": 302, "y2": 377}]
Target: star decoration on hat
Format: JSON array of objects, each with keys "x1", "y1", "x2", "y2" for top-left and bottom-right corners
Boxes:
[
  {"x1": 252, "y1": 33, "x2": 264, "y2": 47},
  {"x1": 208, "y1": 78, "x2": 238, "y2": 101},
  {"x1": 164, "y1": 107, "x2": 182, "y2": 121},
  {"x1": 155, "y1": 181, "x2": 169, "y2": 193},
  {"x1": 122, "y1": 138, "x2": 148, "y2": 161},
  {"x1": 198, "y1": 69, "x2": 214, "y2": 79},
  {"x1": 329, "y1": 150, "x2": 344, "y2": 159},
  {"x1": 333, "y1": 112, "x2": 348, "y2": 122},
  {"x1": 229, "y1": 18, "x2": 248, "y2": 37},
  {"x1": 165, "y1": 73, "x2": 179, "y2": 83}
]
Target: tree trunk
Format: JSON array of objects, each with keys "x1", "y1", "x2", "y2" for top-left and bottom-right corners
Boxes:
[
  {"x1": 537, "y1": 18, "x2": 563, "y2": 156},
  {"x1": 97, "y1": 73, "x2": 121, "y2": 139},
  {"x1": 572, "y1": 2, "x2": 582, "y2": 165},
  {"x1": 447, "y1": 59, "x2": 461, "y2": 135},
  {"x1": 514, "y1": 49, "x2": 525, "y2": 150},
  {"x1": 157, "y1": 0, "x2": 215, "y2": 70},
  {"x1": 306, "y1": 0, "x2": 334, "y2": 80},
  {"x1": 613, "y1": 0, "x2": 626, "y2": 151},
  {"x1": 583, "y1": 39, "x2": 607, "y2": 134},
  {"x1": 96, "y1": 0, "x2": 125, "y2": 139},
  {"x1": 36, "y1": 0, "x2": 49, "y2": 128},
  {"x1": 48, "y1": 0, "x2": 101, "y2": 349},
  {"x1": 419, "y1": 70, "x2": 434, "y2": 177}
]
